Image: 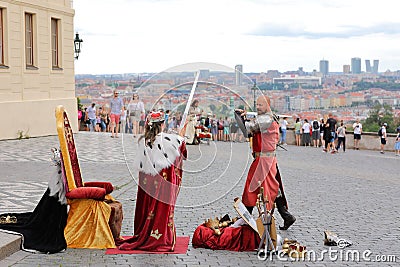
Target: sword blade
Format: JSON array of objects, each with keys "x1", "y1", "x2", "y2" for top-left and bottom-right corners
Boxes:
[{"x1": 179, "y1": 71, "x2": 200, "y2": 130}]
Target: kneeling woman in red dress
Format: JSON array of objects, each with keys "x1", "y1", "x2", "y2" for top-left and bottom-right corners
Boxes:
[{"x1": 118, "y1": 111, "x2": 187, "y2": 252}]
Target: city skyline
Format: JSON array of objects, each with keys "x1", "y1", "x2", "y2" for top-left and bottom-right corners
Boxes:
[{"x1": 74, "y1": 0, "x2": 400, "y2": 75}]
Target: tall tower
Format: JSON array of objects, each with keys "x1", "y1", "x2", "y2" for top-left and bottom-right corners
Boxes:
[
  {"x1": 319, "y1": 60, "x2": 329, "y2": 75},
  {"x1": 365, "y1": 60, "x2": 371, "y2": 73},
  {"x1": 343, "y1": 65, "x2": 351, "y2": 74},
  {"x1": 351, "y1": 57, "x2": 361, "y2": 74},
  {"x1": 235, "y1": 64, "x2": 243, "y2": 86},
  {"x1": 373, "y1": 60, "x2": 379, "y2": 74}
]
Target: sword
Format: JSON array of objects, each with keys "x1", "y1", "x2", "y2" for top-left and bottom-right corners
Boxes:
[
  {"x1": 277, "y1": 143, "x2": 287, "y2": 151},
  {"x1": 179, "y1": 71, "x2": 200, "y2": 131}
]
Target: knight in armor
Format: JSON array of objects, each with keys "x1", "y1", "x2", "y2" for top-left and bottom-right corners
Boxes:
[{"x1": 235, "y1": 95, "x2": 296, "y2": 230}]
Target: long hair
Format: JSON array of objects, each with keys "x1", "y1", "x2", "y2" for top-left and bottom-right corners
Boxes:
[{"x1": 139, "y1": 121, "x2": 163, "y2": 147}]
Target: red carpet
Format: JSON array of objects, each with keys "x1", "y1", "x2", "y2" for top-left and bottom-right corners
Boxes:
[{"x1": 105, "y1": 236, "x2": 190, "y2": 255}]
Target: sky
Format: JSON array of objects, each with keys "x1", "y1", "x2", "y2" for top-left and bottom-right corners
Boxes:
[{"x1": 73, "y1": 0, "x2": 400, "y2": 75}]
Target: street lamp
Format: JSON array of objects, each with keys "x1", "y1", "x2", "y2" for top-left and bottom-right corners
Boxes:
[
  {"x1": 74, "y1": 33, "x2": 83, "y2": 60},
  {"x1": 251, "y1": 81, "x2": 257, "y2": 111}
]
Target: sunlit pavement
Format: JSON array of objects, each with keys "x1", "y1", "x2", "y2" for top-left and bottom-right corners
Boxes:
[{"x1": 0, "y1": 132, "x2": 399, "y2": 266}]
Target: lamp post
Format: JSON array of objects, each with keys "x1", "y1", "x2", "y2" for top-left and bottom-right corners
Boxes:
[
  {"x1": 74, "y1": 33, "x2": 83, "y2": 60},
  {"x1": 251, "y1": 81, "x2": 257, "y2": 111}
]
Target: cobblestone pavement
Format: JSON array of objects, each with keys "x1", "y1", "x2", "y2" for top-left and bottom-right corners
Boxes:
[{"x1": 0, "y1": 132, "x2": 399, "y2": 266}]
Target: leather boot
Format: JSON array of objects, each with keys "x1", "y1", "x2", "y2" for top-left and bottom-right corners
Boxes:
[{"x1": 275, "y1": 197, "x2": 296, "y2": 230}]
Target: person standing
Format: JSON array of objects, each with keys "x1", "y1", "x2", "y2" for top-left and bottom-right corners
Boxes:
[
  {"x1": 235, "y1": 95, "x2": 295, "y2": 230},
  {"x1": 301, "y1": 119, "x2": 311, "y2": 147},
  {"x1": 311, "y1": 118, "x2": 320, "y2": 148},
  {"x1": 99, "y1": 106, "x2": 107, "y2": 132},
  {"x1": 380, "y1": 123, "x2": 388, "y2": 154},
  {"x1": 320, "y1": 118, "x2": 325, "y2": 148},
  {"x1": 110, "y1": 90, "x2": 123, "y2": 138},
  {"x1": 352, "y1": 119, "x2": 362, "y2": 150},
  {"x1": 184, "y1": 99, "x2": 201, "y2": 145},
  {"x1": 223, "y1": 117, "x2": 230, "y2": 141},
  {"x1": 127, "y1": 94, "x2": 145, "y2": 137},
  {"x1": 86, "y1": 103, "x2": 97, "y2": 132},
  {"x1": 336, "y1": 122, "x2": 346, "y2": 152},
  {"x1": 120, "y1": 106, "x2": 127, "y2": 134},
  {"x1": 394, "y1": 126, "x2": 400, "y2": 156},
  {"x1": 327, "y1": 113, "x2": 337, "y2": 153},
  {"x1": 294, "y1": 117, "x2": 302, "y2": 146},
  {"x1": 211, "y1": 115, "x2": 218, "y2": 141},
  {"x1": 118, "y1": 111, "x2": 187, "y2": 251},
  {"x1": 280, "y1": 117, "x2": 288, "y2": 145},
  {"x1": 230, "y1": 118, "x2": 239, "y2": 142}
]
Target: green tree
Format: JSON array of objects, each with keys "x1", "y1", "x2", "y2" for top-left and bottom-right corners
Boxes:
[
  {"x1": 77, "y1": 97, "x2": 83, "y2": 110},
  {"x1": 362, "y1": 103, "x2": 396, "y2": 133}
]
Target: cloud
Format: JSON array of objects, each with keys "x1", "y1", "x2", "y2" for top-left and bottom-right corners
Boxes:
[{"x1": 248, "y1": 23, "x2": 400, "y2": 39}]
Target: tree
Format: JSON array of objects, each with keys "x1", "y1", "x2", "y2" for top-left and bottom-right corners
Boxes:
[
  {"x1": 362, "y1": 103, "x2": 396, "y2": 133},
  {"x1": 77, "y1": 97, "x2": 83, "y2": 110}
]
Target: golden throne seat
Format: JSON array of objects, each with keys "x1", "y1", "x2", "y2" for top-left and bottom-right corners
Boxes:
[{"x1": 56, "y1": 105, "x2": 123, "y2": 249}]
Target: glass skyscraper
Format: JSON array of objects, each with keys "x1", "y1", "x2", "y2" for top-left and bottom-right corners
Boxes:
[
  {"x1": 319, "y1": 60, "x2": 329, "y2": 75},
  {"x1": 351, "y1": 57, "x2": 361, "y2": 74}
]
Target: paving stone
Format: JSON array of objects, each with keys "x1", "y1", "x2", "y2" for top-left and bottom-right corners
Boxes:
[{"x1": 0, "y1": 133, "x2": 399, "y2": 266}]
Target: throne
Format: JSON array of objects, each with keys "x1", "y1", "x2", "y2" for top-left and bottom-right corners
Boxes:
[{"x1": 55, "y1": 105, "x2": 123, "y2": 249}]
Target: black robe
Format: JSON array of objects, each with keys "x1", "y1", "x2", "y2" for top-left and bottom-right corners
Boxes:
[{"x1": 0, "y1": 188, "x2": 68, "y2": 253}]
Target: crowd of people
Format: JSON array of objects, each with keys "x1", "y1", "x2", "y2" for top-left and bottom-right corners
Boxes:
[
  {"x1": 78, "y1": 94, "x2": 247, "y2": 144},
  {"x1": 281, "y1": 114, "x2": 400, "y2": 155},
  {"x1": 77, "y1": 91, "x2": 400, "y2": 155},
  {"x1": 78, "y1": 91, "x2": 147, "y2": 137}
]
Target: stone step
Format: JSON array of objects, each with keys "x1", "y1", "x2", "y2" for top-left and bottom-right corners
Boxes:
[{"x1": 0, "y1": 232, "x2": 21, "y2": 261}]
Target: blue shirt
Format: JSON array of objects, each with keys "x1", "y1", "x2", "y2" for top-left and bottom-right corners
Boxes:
[{"x1": 110, "y1": 97, "x2": 123, "y2": 115}]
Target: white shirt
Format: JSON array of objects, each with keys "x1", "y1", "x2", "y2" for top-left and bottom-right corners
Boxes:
[
  {"x1": 127, "y1": 101, "x2": 145, "y2": 114},
  {"x1": 381, "y1": 126, "x2": 387, "y2": 138},
  {"x1": 353, "y1": 122, "x2": 362, "y2": 134},
  {"x1": 337, "y1": 126, "x2": 346, "y2": 137},
  {"x1": 87, "y1": 106, "x2": 96, "y2": 120},
  {"x1": 302, "y1": 122, "x2": 311, "y2": 133},
  {"x1": 120, "y1": 110, "x2": 127, "y2": 121},
  {"x1": 281, "y1": 120, "x2": 288, "y2": 130}
]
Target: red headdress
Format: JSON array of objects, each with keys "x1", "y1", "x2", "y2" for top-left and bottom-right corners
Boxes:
[{"x1": 146, "y1": 111, "x2": 165, "y2": 127}]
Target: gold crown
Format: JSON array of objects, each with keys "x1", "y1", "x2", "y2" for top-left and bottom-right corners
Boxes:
[{"x1": 0, "y1": 215, "x2": 17, "y2": 224}]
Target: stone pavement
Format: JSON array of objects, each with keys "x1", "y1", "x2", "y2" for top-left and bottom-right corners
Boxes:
[{"x1": 0, "y1": 132, "x2": 399, "y2": 266}]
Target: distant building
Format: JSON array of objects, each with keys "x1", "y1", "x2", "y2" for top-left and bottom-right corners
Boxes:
[
  {"x1": 372, "y1": 60, "x2": 379, "y2": 74},
  {"x1": 365, "y1": 59, "x2": 379, "y2": 74},
  {"x1": 365, "y1": 60, "x2": 371, "y2": 73},
  {"x1": 235, "y1": 64, "x2": 243, "y2": 86},
  {"x1": 351, "y1": 57, "x2": 362, "y2": 74},
  {"x1": 319, "y1": 60, "x2": 329, "y2": 75},
  {"x1": 199, "y1": 69, "x2": 210, "y2": 80},
  {"x1": 343, "y1": 65, "x2": 351, "y2": 74},
  {"x1": 273, "y1": 75, "x2": 321, "y2": 87},
  {"x1": 0, "y1": 1, "x2": 77, "y2": 140}
]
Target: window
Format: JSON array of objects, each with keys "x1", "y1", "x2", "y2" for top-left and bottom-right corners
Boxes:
[
  {"x1": 25, "y1": 13, "x2": 34, "y2": 67},
  {"x1": 0, "y1": 8, "x2": 4, "y2": 65},
  {"x1": 51, "y1": 18, "x2": 59, "y2": 68}
]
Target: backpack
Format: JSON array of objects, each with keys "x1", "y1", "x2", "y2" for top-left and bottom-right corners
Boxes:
[
  {"x1": 312, "y1": 120, "x2": 319, "y2": 130},
  {"x1": 378, "y1": 127, "x2": 382, "y2": 137}
]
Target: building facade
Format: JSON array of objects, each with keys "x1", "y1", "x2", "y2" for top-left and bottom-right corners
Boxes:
[
  {"x1": 365, "y1": 59, "x2": 379, "y2": 74},
  {"x1": 351, "y1": 57, "x2": 361, "y2": 74},
  {"x1": 235, "y1": 64, "x2": 243, "y2": 86},
  {"x1": 319, "y1": 59, "x2": 329, "y2": 75},
  {"x1": 0, "y1": 0, "x2": 77, "y2": 140}
]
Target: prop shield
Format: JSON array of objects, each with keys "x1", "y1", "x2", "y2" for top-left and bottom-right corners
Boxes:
[{"x1": 233, "y1": 197, "x2": 259, "y2": 235}]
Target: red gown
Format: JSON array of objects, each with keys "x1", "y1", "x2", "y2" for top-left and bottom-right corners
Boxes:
[
  {"x1": 118, "y1": 133, "x2": 187, "y2": 251},
  {"x1": 242, "y1": 121, "x2": 280, "y2": 210}
]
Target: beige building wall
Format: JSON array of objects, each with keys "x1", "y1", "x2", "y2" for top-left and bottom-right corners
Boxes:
[{"x1": 0, "y1": 0, "x2": 77, "y2": 140}]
